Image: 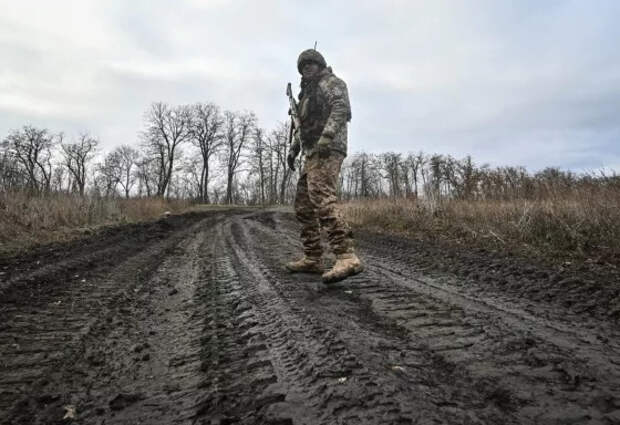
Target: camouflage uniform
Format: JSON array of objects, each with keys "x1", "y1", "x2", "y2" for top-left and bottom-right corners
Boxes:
[
  {"x1": 289, "y1": 50, "x2": 361, "y2": 281},
  {"x1": 296, "y1": 58, "x2": 351, "y2": 159},
  {"x1": 295, "y1": 151, "x2": 352, "y2": 258}
]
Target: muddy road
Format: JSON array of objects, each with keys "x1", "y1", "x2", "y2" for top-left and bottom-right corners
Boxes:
[{"x1": 1, "y1": 209, "x2": 619, "y2": 424}]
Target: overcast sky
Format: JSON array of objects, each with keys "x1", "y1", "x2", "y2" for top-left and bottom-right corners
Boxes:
[{"x1": 1, "y1": 0, "x2": 619, "y2": 171}]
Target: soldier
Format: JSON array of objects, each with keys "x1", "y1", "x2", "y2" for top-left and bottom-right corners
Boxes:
[{"x1": 286, "y1": 49, "x2": 364, "y2": 283}]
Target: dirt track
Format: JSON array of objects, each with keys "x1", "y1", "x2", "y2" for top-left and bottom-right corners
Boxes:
[{"x1": 1, "y1": 209, "x2": 619, "y2": 424}]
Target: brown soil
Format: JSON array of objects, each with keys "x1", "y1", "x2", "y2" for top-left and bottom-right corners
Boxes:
[{"x1": 1, "y1": 209, "x2": 618, "y2": 424}]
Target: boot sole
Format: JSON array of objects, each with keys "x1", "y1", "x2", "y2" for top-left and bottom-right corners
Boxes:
[{"x1": 322, "y1": 265, "x2": 364, "y2": 284}]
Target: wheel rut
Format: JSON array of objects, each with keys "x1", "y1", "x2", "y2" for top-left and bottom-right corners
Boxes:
[
  {"x1": 1, "y1": 213, "x2": 230, "y2": 424},
  {"x1": 231, "y1": 216, "x2": 516, "y2": 424},
  {"x1": 1, "y1": 209, "x2": 619, "y2": 424},
  {"x1": 239, "y1": 211, "x2": 620, "y2": 424}
]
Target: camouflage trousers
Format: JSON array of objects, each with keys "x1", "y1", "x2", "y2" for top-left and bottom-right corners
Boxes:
[{"x1": 294, "y1": 151, "x2": 354, "y2": 259}]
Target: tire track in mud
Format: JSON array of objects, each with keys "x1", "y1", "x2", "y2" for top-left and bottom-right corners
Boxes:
[
  {"x1": 2, "y1": 209, "x2": 619, "y2": 424},
  {"x1": 197, "y1": 219, "x2": 407, "y2": 424},
  {"x1": 224, "y1": 220, "x2": 423, "y2": 425},
  {"x1": 230, "y1": 216, "x2": 517, "y2": 424},
  {"x1": 45, "y1": 221, "x2": 219, "y2": 424},
  {"x1": 240, "y1": 211, "x2": 620, "y2": 424},
  {"x1": 193, "y1": 224, "x2": 303, "y2": 424},
  {"x1": 0, "y1": 212, "x2": 226, "y2": 423},
  {"x1": 363, "y1": 232, "x2": 620, "y2": 342}
]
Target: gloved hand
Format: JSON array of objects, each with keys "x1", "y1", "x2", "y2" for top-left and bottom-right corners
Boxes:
[
  {"x1": 287, "y1": 152, "x2": 296, "y2": 171},
  {"x1": 317, "y1": 135, "x2": 332, "y2": 158},
  {"x1": 288, "y1": 138, "x2": 300, "y2": 170},
  {"x1": 291, "y1": 130, "x2": 301, "y2": 154}
]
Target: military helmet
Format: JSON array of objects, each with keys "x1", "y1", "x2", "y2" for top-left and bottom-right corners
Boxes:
[{"x1": 297, "y1": 49, "x2": 327, "y2": 73}]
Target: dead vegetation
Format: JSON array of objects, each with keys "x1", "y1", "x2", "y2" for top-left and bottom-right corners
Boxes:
[
  {"x1": 339, "y1": 152, "x2": 620, "y2": 266},
  {"x1": 0, "y1": 191, "x2": 190, "y2": 254},
  {"x1": 2, "y1": 124, "x2": 619, "y2": 266},
  {"x1": 343, "y1": 182, "x2": 620, "y2": 265}
]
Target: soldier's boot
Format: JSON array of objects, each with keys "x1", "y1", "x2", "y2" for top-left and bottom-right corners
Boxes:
[
  {"x1": 322, "y1": 253, "x2": 364, "y2": 284},
  {"x1": 285, "y1": 256, "x2": 323, "y2": 274}
]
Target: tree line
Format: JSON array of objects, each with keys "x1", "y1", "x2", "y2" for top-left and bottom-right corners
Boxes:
[
  {"x1": 2, "y1": 101, "x2": 618, "y2": 205},
  {"x1": 0, "y1": 102, "x2": 300, "y2": 204},
  {"x1": 341, "y1": 152, "x2": 619, "y2": 201}
]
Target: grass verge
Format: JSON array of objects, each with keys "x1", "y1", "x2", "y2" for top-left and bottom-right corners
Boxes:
[
  {"x1": 342, "y1": 188, "x2": 620, "y2": 267},
  {"x1": 0, "y1": 191, "x2": 192, "y2": 255}
]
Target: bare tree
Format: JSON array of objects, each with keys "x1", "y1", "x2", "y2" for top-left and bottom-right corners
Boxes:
[
  {"x1": 381, "y1": 152, "x2": 403, "y2": 198},
  {"x1": 348, "y1": 152, "x2": 378, "y2": 199},
  {"x1": 189, "y1": 102, "x2": 224, "y2": 203},
  {"x1": 405, "y1": 151, "x2": 426, "y2": 199},
  {"x1": 141, "y1": 102, "x2": 192, "y2": 197},
  {"x1": 427, "y1": 154, "x2": 444, "y2": 200},
  {"x1": 250, "y1": 127, "x2": 267, "y2": 205},
  {"x1": 167, "y1": 157, "x2": 195, "y2": 199},
  {"x1": 4, "y1": 125, "x2": 57, "y2": 193},
  {"x1": 0, "y1": 141, "x2": 26, "y2": 190},
  {"x1": 265, "y1": 129, "x2": 280, "y2": 203},
  {"x1": 268, "y1": 121, "x2": 296, "y2": 204},
  {"x1": 50, "y1": 165, "x2": 67, "y2": 192},
  {"x1": 61, "y1": 133, "x2": 98, "y2": 195},
  {"x1": 180, "y1": 155, "x2": 202, "y2": 200},
  {"x1": 94, "y1": 151, "x2": 122, "y2": 198},
  {"x1": 454, "y1": 155, "x2": 477, "y2": 200},
  {"x1": 112, "y1": 145, "x2": 140, "y2": 198},
  {"x1": 134, "y1": 154, "x2": 158, "y2": 197},
  {"x1": 223, "y1": 111, "x2": 256, "y2": 204},
  {"x1": 211, "y1": 185, "x2": 222, "y2": 204}
]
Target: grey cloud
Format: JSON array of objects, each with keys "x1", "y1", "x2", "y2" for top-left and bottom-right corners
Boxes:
[{"x1": 1, "y1": 0, "x2": 619, "y2": 172}]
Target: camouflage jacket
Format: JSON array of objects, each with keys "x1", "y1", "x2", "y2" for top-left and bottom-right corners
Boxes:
[{"x1": 298, "y1": 67, "x2": 352, "y2": 156}]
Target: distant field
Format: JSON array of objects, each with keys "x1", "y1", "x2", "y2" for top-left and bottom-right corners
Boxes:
[
  {"x1": 0, "y1": 191, "x2": 192, "y2": 254},
  {"x1": 3, "y1": 184, "x2": 620, "y2": 268},
  {"x1": 342, "y1": 189, "x2": 620, "y2": 266}
]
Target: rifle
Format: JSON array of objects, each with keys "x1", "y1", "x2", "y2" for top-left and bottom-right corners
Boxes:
[{"x1": 286, "y1": 82, "x2": 302, "y2": 148}]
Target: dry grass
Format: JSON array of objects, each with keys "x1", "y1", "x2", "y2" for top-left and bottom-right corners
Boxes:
[
  {"x1": 0, "y1": 191, "x2": 191, "y2": 254},
  {"x1": 342, "y1": 185, "x2": 620, "y2": 265}
]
